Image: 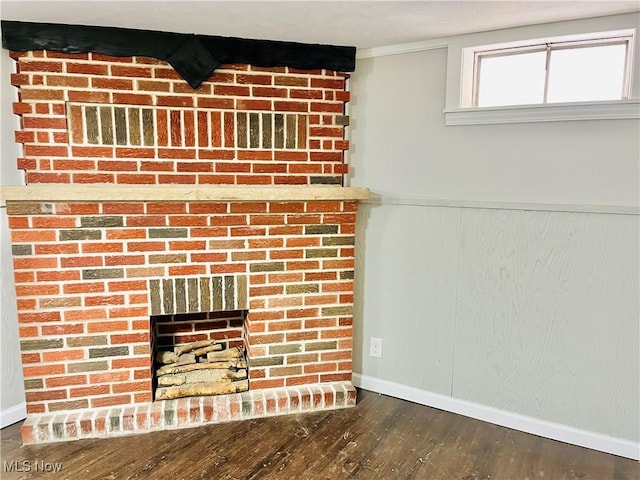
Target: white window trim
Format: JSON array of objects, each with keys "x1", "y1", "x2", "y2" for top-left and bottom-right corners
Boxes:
[
  {"x1": 444, "y1": 99, "x2": 640, "y2": 125},
  {"x1": 444, "y1": 17, "x2": 640, "y2": 126}
]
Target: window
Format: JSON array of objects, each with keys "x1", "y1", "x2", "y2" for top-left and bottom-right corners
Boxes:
[
  {"x1": 473, "y1": 34, "x2": 633, "y2": 107},
  {"x1": 444, "y1": 26, "x2": 639, "y2": 125}
]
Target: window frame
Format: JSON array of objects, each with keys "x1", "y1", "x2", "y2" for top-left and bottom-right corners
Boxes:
[
  {"x1": 472, "y1": 34, "x2": 634, "y2": 107},
  {"x1": 443, "y1": 23, "x2": 640, "y2": 126}
]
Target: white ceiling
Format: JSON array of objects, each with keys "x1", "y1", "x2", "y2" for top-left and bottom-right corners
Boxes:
[{"x1": 1, "y1": 1, "x2": 638, "y2": 50}]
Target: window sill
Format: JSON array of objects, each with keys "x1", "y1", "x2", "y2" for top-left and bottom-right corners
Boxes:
[{"x1": 444, "y1": 99, "x2": 640, "y2": 126}]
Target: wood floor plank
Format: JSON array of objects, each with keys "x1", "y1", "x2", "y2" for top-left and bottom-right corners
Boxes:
[{"x1": 1, "y1": 389, "x2": 637, "y2": 480}]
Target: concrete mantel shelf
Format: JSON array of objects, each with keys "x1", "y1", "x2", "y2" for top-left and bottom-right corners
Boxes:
[{"x1": 0, "y1": 185, "x2": 371, "y2": 202}]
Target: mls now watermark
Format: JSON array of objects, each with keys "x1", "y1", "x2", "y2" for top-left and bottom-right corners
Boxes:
[{"x1": 4, "y1": 459, "x2": 63, "y2": 473}]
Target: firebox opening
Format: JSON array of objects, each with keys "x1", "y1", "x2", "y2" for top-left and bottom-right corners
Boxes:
[{"x1": 151, "y1": 310, "x2": 249, "y2": 401}]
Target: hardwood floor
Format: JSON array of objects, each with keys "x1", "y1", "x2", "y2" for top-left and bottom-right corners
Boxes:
[{"x1": 1, "y1": 389, "x2": 638, "y2": 480}]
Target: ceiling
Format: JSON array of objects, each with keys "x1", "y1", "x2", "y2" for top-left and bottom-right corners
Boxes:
[{"x1": 1, "y1": 1, "x2": 638, "y2": 50}]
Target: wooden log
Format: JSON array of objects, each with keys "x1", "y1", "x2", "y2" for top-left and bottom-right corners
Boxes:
[
  {"x1": 156, "y1": 359, "x2": 247, "y2": 376},
  {"x1": 177, "y1": 353, "x2": 196, "y2": 365},
  {"x1": 157, "y1": 368, "x2": 247, "y2": 387},
  {"x1": 155, "y1": 380, "x2": 249, "y2": 400},
  {"x1": 156, "y1": 351, "x2": 179, "y2": 365},
  {"x1": 190, "y1": 344, "x2": 226, "y2": 358},
  {"x1": 174, "y1": 340, "x2": 222, "y2": 356},
  {"x1": 205, "y1": 346, "x2": 244, "y2": 362}
]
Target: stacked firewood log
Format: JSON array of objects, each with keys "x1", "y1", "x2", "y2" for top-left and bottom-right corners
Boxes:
[{"x1": 154, "y1": 340, "x2": 248, "y2": 400}]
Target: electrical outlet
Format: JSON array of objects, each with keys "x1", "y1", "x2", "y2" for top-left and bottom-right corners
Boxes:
[{"x1": 369, "y1": 337, "x2": 382, "y2": 358}]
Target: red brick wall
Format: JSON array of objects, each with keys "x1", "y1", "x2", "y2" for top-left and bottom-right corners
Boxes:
[
  {"x1": 7, "y1": 49, "x2": 357, "y2": 416},
  {"x1": 8, "y1": 200, "x2": 357, "y2": 414},
  {"x1": 9, "y1": 50, "x2": 350, "y2": 186}
]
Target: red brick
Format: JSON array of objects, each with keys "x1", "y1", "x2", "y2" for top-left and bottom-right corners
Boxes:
[
  {"x1": 157, "y1": 96, "x2": 194, "y2": 107},
  {"x1": 236, "y1": 99, "x2": 272, "y2": 110},
  {"x1": 91, "y1": 78, "x2": 134, "y2": 90},
  {"x1": 274, "y1": 101, "x2": 309, "y2": 112},
  {"x1": 113, "y1": 93, "x2": 153, "y2": 105},
  {"x1": 19, "y1": 61, "x2": 63, "y2": 72},
  {"x1": 274, "y1": 176, "x2": 307, "y2": 185},
  {"x1": 290, "y1": 89, "x2": 323, "y2": 100},
  {"x1": 22, "y1": 117, "x2": 67, "y2": 129},
  {"x1": 168, "y1": 265, "x2": 206, "y2": 276},
  {"x1": 311, "y1": 102, "x2": 343, "y2": 113},
  {"x1": 64, "y1": 308, "x2": 108, "y2": 321},
  {"x1": 23, "y1": 364, "x2": 66, "y2": 377},
  {"x1": 214, "y1": 85, "x2": 250, "y2": 96},
  {"x1": 21, "y1": 353, "x2": 40, "y2": 364},
  {"x1": 73, "y1": 173, "x2": 115, "y2": 183},
  {"x1": 13, "y1": 257, "x2": 58, "y2": 270},
  {"x1": 158, "y1": 149, "x2": 196, "y2": 159},
  {"x1": 18, "y1": 312, "x2": 62, "y2": 323},
  {"x1": 115, "y1": 148, "x2": 156, "y2": 158},
  {"x1": 25, "y1": 390, "x2": 67, "y2": 402},
  {"x1": 116, "y1": 174, "x2": 157, "y2": 184},
  {"x1": 87, "y1": 321, "x2": 129, "y2": 333},
  {"x1": 197, "y1": 98, "x2": 234, "y2": 109},
  {"x1": 137, "y1": 79, "x2": 171, "y2": 91},
  {"x1": 67, "y1": 91, "x2": 111, "y2": 103},
  {"x1": 71, "y1": 147, "x2": 113, "y2": 158},
  {"x1": 13, "y1": 102, "x2": 32, "y2": 114},
  {"x1": 43, "y1": 350, "x2": 85, "y2": 362},
  {"x1": 111, "y1": 65, "x2": 152, "y2": 78},
  {"x1": 110, "y1": 333, "x2": 149, "y2": 344},
  {"x1": 46, "y1": 75, "x2": 89, "y2": 88},
  {"x1": 53, "y1": 159, "x2": 96, "y2": 170},
  {"x1": 140, "y1": 160, "x2": 174, "y2": 171},
  {"x1": 41, "y1": 324, "x2": 84, "y2": 336},
  {"x1": 252, "y1": 87, "x2": 288, "y2": 98}
]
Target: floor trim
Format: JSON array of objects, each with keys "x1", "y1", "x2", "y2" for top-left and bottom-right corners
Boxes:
[
  {"x1": 0, "y1": 402, "x2": 26, "y2": 429},
  {"x1": 352, "y1": 373, "x2": 639, "y2": 461}
]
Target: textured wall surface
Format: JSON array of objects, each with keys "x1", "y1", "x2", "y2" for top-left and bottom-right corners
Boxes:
[{"x1": 349, "y1": 17, "x2": 639, "y2": 443}]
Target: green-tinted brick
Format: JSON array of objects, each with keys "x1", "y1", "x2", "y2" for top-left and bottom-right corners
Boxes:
[
  {"x1": 149, "y1": 254, "x2": 186, "y2": 264},
  {"x1": 89, "y1": 346, "x2": 129, "y2": 358},
  {"x1": 6, "y1": 203, "x2": 53, "y2": 215},
  {"x1": 149, "y1": 228, "x2": 188, "y2": 238},
  {"x1": 59, "y1": 229, "x2": 102, "y2": 241},
  {"x1": 305, "y1": 248, "x2": 338, "y2": 258},
  {"x1": 82, "y1": 268, "x2": 124, "y2": 280},
  {"x1": 68, "y1": 361, "x2": 108, "y2": 373},
  {"x1": 323, "y1": 236, "x2": 355, "y2": 246},
  {"x1": 24, "y1": 379, "x2": 44, "y2": 390},
  {"x1": 305, "y1": 341, "x2": 337, "y2": 352},
  {"x1": 310, "y1": 176, "x2": 341, "y2": 185},
  {"x1": 67, "y1": 336, "x2": 108, "y2": 347},
  {"x1": 20, "y1": 339, "x2": 64, "y2": 351},
  {"x1": 269, "y1": 344, "x2": 302, "y2": 355},
  {"x1": 340, "y1": 271, "x2": 354, "y2": 280},
  {"x1": 249, "y1": 262, "x2": 285, "y2": 273},
  {"x1": 248, "y1": 356, "x2": 284, "y2": 367},
  {"x1": 52, "y1": 421, "x2": 65, "y2": 438},
  {"x1": 322, "y1": 306, "x2": 353, "y2": 316},
  {"x1": 80, "y1": 216, "x2": 123, "y2": 228},
  {"x1": 305, "y1": 225, "x2": 338, "y2": 235},
  {"x1": 334, "y1": 115, "x2": 350, "y2": 126},
  {"x1": 286, "y1": 284, "x2": 319, "y2": 294},
  {"x1": 12, "y1": 245, "x2": 32, "y2": 256}
]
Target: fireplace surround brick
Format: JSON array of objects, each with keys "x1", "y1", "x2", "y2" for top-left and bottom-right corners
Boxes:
[{"x1": 3, "y1": 40, "x2": 366, "y2": 443}]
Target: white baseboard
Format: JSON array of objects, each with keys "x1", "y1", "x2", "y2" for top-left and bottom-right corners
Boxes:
[
  {"x1": 352, "y1": 373, "x2": 639, "y2": 461},
  {"x1": 0, "y1": 402, "x2": 26, "y2": 429}
]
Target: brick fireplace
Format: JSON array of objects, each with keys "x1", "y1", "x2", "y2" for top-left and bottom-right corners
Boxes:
[{"x1": 1, "y1": 21, "x2": 368, "y2": 444}]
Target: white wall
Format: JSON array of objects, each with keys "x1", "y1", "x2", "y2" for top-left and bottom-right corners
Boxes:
[
  {"x1": 349, "y1": 13, "x2": 639, "y2": 457},
  {"x1": 0, "y1": 49, "x2": 26, "y2": 427}
]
